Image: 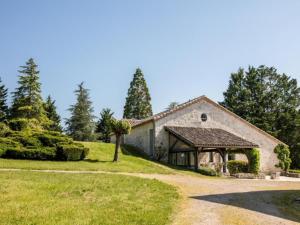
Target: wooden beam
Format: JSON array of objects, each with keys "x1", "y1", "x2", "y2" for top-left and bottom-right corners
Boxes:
[{"x1": 194, "y1": 148, "x2": 199, "y2": 171}]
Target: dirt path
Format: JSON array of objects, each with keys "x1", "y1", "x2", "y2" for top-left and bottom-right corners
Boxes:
[{"x1": 1, "y1": 169, "x2": 299, "y2": 225}]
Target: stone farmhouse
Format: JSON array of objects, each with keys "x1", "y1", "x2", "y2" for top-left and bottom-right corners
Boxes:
[{"x1": 113, "y1": 96, "x2": 284, "y2": 173}]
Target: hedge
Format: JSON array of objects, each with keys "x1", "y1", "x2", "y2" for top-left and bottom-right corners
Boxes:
[
  {"x1": 35, "y1": 133, "x2": 72, "y2": 147},
  {"x1": 56, "y1": 143, "x2": 89, "y2": 161},
  {"x1": 288, "y1": 169, "x2": 300, "y2": 174},
  {"x1": 227, "y1": 160, "x2": 248, "y2": 175},
  {"x1": 3, "y1": 147, "x2": 56, "y2": 160},
  {"x1": 197, "y1": 167, "x2": 217, "y2": 176}
]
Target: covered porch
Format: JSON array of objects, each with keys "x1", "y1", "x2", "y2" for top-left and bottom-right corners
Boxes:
[{"x1": 165, "y1": 126, "x2": 259, "y2": 172}]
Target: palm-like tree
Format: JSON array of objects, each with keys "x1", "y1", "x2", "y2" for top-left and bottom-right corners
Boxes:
[{"x1": 111, "y1": 119, "x2": 131, "y2": 162}]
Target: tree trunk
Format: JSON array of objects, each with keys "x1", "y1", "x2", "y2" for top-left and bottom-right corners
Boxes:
[{"x1": 113, "y1": 135, "x2": 121, "y2": 162}]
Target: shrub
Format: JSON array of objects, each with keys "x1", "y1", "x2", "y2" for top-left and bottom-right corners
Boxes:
[
  {"x1": 227, "y1": 160, "x2": 248, "y2": 175},
  {"x1": 274, "y1": 144, "x2": 292, "y2": 172},
  {"x1": 0, "y1": 123, "x2": 11, "y2": 137},
  {"x1": 197, "y1": 167, "x2": 217, "y2": 176},
  {"x1": 245, "y1": 148, "x2": 260, "y2": 174},
  {"x1": 9, "y1": 132, "x2": 41, "y2": 147},
  {"x1": 56, "y1": 143, "x2": 89, "y2": 161},
  {"x1": 35, "y1": 133, "x2": 72, "y2": 147},
  {"x1": 289, "y1": 169, "x2": 300, "y2": 174},
  {"x1": 3, "y1": 147, "x2": 56, "y2": 160}
]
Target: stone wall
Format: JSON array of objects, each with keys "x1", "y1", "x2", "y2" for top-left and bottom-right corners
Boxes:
[
  {"x1": 154, "y1": 99, "x2": 281, "y2": 172},
  {"x1": 123, "y1": 122, "x2": 154, "y2": 155}
]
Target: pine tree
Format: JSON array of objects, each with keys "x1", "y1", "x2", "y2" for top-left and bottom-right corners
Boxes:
[
  {"x1": 10, "y1": 58, "x2": 46, "y2": 122},
  {"x1": 0, "y1": 78, "x2": 8, "y2": 122},
  {"x1": 96, "y1": 108, "x2": 114, "y2": 143},
  {"x1": 44, "y1": 95, "x2": 62, "y2": 132},
  {"x1": 123, "y1": 68, "x2": 153, "y2": 119},
  {"x1": 66, "y1": 82, "x2": 95, "y2": 141}
]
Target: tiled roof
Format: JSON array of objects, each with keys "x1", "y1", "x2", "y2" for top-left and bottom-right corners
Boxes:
[{"x1": 165, "y1": 126, "x2": 259, "y2": 148}]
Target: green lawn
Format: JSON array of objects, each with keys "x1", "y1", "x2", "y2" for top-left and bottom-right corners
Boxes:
[
  {"x1": 0, "y1": 171, "x2": 179, "y2": 225},
  {"x1": 0, "y1": 142, "x2": 173, "y2": 174}
]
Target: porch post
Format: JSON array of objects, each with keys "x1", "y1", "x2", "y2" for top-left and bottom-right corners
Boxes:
[
  {"x1": 222, "y1": 149, "x2": 228, "y2": 173},
  {"x1": 194, "y1": 148, "x2": 199, "y2": 171}
]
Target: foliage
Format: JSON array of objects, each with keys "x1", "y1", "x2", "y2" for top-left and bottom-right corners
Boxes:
[
  {"x1": 123, "y1": 68, "x2": 153, "y2": 119},
  {"x1": 228, "y1": 148, "x2": 260, "y2": 174},
  {"x1": 43, "y1": 95, "x2": 62, "y2": 132},
  {"x1": 0, "y1": 122, "x2": 11, "y2": 137},
  {"x1": 274, "y1": 144, "x2": 292, "y2": 172},
  {"x1": 197, "y1": 167, "x2": 217, "y2": 176},
  {"x1": 244, "y1": 148, "x2": 260, "y2": 174},
  {"x1": 221, "y1": 65, "x2": 300, "y2": 169},
  {"x1": 35, "y1": 131, "x2": 72, "y2": 147},
  {"x1": 65, "y1": 82, "x2": 95, "y2": 141},
  {"x1": 56, "y1": 143, "x2": 89, "y2": 161},
  {"x1": 227, "y1": 160, "x2": 248, "y2": 174},
  {"x1": 154, "y1": 145, "x2": 167, "y2": 161},
  {"x1": 0, "y1": 78, "x2": 8, "y2": 122},
  {"x1": 10, "y1": 58, "x2": 49, "y2": 128},
  {"x1": 0, "y1": 129, "x2": 89, "y2": 161},
  {"x1": 95, "y1": 108, "x2": 114, "y2": 142},
  {"x1": 3, "y1": 147, "x2": 56, "y2": 160},
  {"x1": 166, "y1": 102, "x2": 179, "y2": 110},
  {"x1": 288, "y1": 169, "x2": 300, "y2": 174},
  {"x1": 111, "y1": 119, "x2": 131, "y2": 162}
]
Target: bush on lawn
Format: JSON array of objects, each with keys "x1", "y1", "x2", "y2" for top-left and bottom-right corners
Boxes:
[
  {"x1": 56, "y1": 143, "x2": 89, "y2": 161},
  {"x1": 3, "y1": 147, "x2": 56, "y2": 160},
  {"x1": 227, "y1": 160, "x2": 248, "y2": 175},
  {"x1": 9, "y1": 132, "x2": 42, "y2": 147},
  {"x1": 197, "y1": 167, "x2": 217, "y2": 176},
  {"x1": 35, "y1": 132, "x2": 72, "y2": 147}
]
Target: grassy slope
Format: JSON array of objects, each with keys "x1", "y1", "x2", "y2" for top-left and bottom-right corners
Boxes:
[
  {"x1": 0, "y1": 142, "x2": 173, "y2": 174},
  {"x1": 0, "y1": 171, "x2": 179, "y2": 225}
]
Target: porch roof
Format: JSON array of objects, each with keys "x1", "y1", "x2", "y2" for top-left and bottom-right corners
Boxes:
[{"x1": 165, "y1": 126, "x2": 259, "y2": 148}]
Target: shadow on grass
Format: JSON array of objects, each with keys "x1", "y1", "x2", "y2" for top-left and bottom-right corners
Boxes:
[{"x1": 191, "y1": 190, "x2": 300, "y2": 223}]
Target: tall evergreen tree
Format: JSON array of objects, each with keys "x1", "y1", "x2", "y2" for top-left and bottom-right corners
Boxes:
[
  {"x1": 44, "y1": 95, "x2": 62, "y2": 132},
  {"x1": 123, "y1": 68, "x2": 153, "y2": 119},
  {"x1": 65, "y1": 82, "x2": 95, "y2": 141},
  {"x1": 96, "y1": 108, "x2": 114, "y2": 143},
  {"x1": 0, "y1": 78, "x2": 8, "y2": 122},
  {"x1": 10, "y1": 58, "x2": 46, "y2": 122},
  {"x1": 221, "y1": 65, "x2": 300, "y2": 168}
]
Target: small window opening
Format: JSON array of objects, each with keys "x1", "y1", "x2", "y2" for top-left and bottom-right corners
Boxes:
[{"x1": 201, "y1": 113, "x2": 207, "y2": 122}]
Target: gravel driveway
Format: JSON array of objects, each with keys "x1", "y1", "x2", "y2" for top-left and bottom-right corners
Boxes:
[{"x1": 138, "y1": 173, "x2": 300, "y2": 225}]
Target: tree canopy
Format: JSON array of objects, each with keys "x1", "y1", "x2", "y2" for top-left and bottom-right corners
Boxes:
[
  {"x1": 166, "y1": 102, "x2": 179, "y2": 111},
  {"x1": 65, "y1": 82, "x2": 95, "y2": 141},
  {"x1": 123, "y1": 68, "x2": 153, "y2": 119},
  {"x1": 44, "y1": 95, "x2": 62, "y2": 132},
  {"x1": 96, "y1": 108, "x2": 114, "y2": 143},
  {"x1": 221, "y1": 65, "x2": 300, "y2": 168},
  {"x1": 0, "y1": 78, "x2": 8, "y2": 122},
  {"x1": 10, "y1": 58, "x2": 50, "y2": 127}
]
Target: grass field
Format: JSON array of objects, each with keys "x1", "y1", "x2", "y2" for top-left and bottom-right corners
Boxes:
[
  {"x1": 0, "y1": 171, "x2": 179, "y2": 225},
  {"x1": 0, "y1": 142, "x2": 173, "y2": 174}
]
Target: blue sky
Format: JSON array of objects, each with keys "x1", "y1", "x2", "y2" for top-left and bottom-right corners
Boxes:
[{"x1": 1, "y1": 1, "x2": 300, "y2": 120}]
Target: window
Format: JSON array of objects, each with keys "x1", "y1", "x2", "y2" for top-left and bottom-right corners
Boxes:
[{"x1": 201, "y1": 113, "x2": 207, "y2": 122}]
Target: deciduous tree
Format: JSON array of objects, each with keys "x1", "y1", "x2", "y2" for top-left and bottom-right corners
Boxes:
[{"x1": 221, "y1": 65, "x2": 300, "y2": 168}]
